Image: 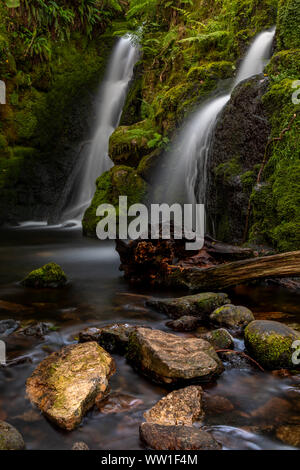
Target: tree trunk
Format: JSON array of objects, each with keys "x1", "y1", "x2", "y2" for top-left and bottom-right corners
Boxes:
[{"x1": 168, "y1": 251, "x2": 300, "y2": 291}]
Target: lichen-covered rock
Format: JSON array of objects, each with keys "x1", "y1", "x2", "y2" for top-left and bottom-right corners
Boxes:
[
  {"x1": 147, "y1": 292, "x2": 230, "y2": 320},
  {"x1": 0, "y1": 319, "x2": 20, "y2": 337},
  {"x1": 244, "y1": 320, "x2": 300, "y2": 370},
  {"x1": 210, "y1": 304, "x2": 254, "y2": 330},
  {"x1": 72, "y1": 441, "x2": 89, "y2": 451},
  {"x1": 140, "y1": 423, "x2": 221, "y2": 450},
  {"x1": 200, "y1": 328, "x2": 234, "y2": 350},
  {"x1": 79, "y1": 324, "x2": 151, "y2": 354},
  {"x1": 26, "y1": 342, "x2": 115, "y2": 431},
  {"x1": 166, "y1": 316, "x2": 201, "y2": 332},
  {"x1": 144, "y1": 386, "x2": 203, "y2": 426},
  {"x1": 21, "y1": 262, "x2": 67, "y2": 288},
  {"x1": 126, "y1": 328, "x2": 224, "y2": 384},
  {"x1": 0, "y1": 421, "x2": 25, "y2": 450},
  {"x1": 276, "y1": 425, "x2": 300, "y2": 448}
]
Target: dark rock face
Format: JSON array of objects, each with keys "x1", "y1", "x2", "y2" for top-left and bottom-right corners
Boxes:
[
  {"x1": 207, "y1": 75, "x2": 271, "y2": 243},
  {"x1": 147, "y1": 292, "x2": 230, "y2": 320},
  {"x1": 0, "y1": 421, "x2": 25, "y2": 450},
  {"x1": 140, "y1": 423, "x2": 221, "y2": 450},
  {"x1": 244, "y1": 320, "x2": 300, "y2": 370},
  {"x1": 126, "y1": 327, "x2": 224, "y2": 385}
]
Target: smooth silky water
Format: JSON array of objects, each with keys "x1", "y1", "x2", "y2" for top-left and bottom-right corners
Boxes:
[{"x1": 0, "y1": 227, "x2": 299, "y2": 450}]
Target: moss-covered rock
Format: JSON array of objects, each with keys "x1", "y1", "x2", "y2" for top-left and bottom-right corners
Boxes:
[
  {"x1": 21, "y1": 262, "x2": 67, "y2": 289},
  {"x1": 244, "y1": 320, "x2": 300, "y2": 370},
  {"x1": 210, "y1": 304, "x2": 254, "y2": 330},
  {"x1": 82, "y1": 165, "x2": 148, "y2": 238},
  {"x1": 200, "y1": 328, "x2": 234, "y2": 350},
  {"x1": 0, "y1": 421, "x2": 25, "y2": 450},
  {"x1": 26, "y1": 342, "x2": 115, "y2": 431}
]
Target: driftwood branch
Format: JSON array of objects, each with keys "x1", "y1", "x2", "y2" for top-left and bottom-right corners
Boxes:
[
  {"x1": 168, "y1": 250, "x2": 300, "y2": 291},
  {"x1": 215, "y1": 349, "x2": 265, "y2": 372},
  {"x1": 243, "y1": 112, "x2": 298, "y2": 242}
]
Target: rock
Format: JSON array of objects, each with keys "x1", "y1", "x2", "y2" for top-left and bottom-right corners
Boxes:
[
  {"x1": 199, "y1": 328, "x2": 234, "y2": 350},
  {"x1": 251, "y1": 397, "x2": 291, "y2": 424},
  {"x1": 244, "y1": 320, "x2": 300, "y2": 370},
  {"x1": 202, "y1": 393, "x2": 234, "y2": 415},
  {"x1": 147, "y1": 292, "x2": 230, "y2": 320},
  {"x1": 140, "y1": 423, "x2": 221, "y2": 450},
  {"x1": 276, "y1": 425, "x2": 300, "y2": 448},
  {"x1": 26, "y1": 342, "x2": 115, "y2": 431},
  {"x1": 72, "y1": 441, "x2": 90, "y2": 450},
  {"x1": 17, "y1": 322, "x2": 52, "y2": 338},
  {"x1": 21, "y1": 262, "x2": 67, "y2": 288},
  {"x1": 166, "y1": 316, "x2": 201, "y2": 332},
  {"x1": 210, "y1": 304, "x2": 254, "y2": 330},
  {"x1": 0, "y1": 319, "x2": 20, "y2": 337},
  {"x1": 97, "y1": 392, "x2": 143, "y2": 414},
  {"x1": 79, "y1": 324, "x2": 151, "y2": 354},
  {"x1": 126, "y1": 328, "x2": 224, "y2": 384},
  {"x1": 0, "y1": 421, "x2": 25, "y2": 450},
  {"x1": 144, "y1": 386, "x2": 203, "y2": 426}
]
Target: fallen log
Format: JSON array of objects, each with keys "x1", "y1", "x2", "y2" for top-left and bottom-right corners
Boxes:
[{"x1": 167, "y1": 251, "x2": 300, "y2": 291}]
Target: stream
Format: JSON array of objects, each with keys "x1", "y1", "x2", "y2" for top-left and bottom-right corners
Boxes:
[{"x1": 0, "y1": 226, "x2": 299, "y2": 450}]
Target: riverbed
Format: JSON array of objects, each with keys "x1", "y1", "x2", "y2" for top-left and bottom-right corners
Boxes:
[{"x1": 0, "y1": 227, "x2": 299, "y2": 450}]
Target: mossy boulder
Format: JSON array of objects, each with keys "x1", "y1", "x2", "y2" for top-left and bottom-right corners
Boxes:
[
  {"x1": 244, "y1": 320, "x2": 300, "y2": 370},
  {"x1": 21, "y1": 262, "x2": 67, "y2": 288},
  {"x1": 26, "y1": 342, "x2": 115, "y2": 431},
  {"x1": 0, "y1": 421, "x2": 25, "y2": 450},
  {"x1": 126, "y1": 327, "x2": 224, "y2": 385},
  {"x1": 200, "y1": 328, "x2": 234, "y2": 350},
  {"x1": 210, "y1": 304, "x2": 254, "y2": 330},
  {"x1": 146, "y1": 292, "x2": 230, "y2": 320},
  {"x1": 82, "y1": 165, "x2": 148, "y2": 238}
]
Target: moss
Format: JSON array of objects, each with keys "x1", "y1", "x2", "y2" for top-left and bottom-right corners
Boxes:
[
  {"x1": 214, "y1": 156, "x2": 242, "y2": 183},
  {"x1": 21, "y1": 262, "x2": 67, "y2": 288},
  {"x1": 277, "y1": 0, "x2": 300, "y2": 50},
  {"x1": 82, "y1": 165, "x2": 148, "y2": 238}
]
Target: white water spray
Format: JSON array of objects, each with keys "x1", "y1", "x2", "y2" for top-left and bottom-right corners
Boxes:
[
  {"x1": 156, "y1": 28, "x2": 275, "y2": 213},
  {"x1": 63, "y1": 36, "x2": 140, "y2": 222}
]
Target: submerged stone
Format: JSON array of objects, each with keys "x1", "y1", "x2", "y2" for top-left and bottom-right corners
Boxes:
[
  {"x1": 21, "y1": 262, "x2": 67, "y2": 288},
  {"x1": 144, "y1": 386, "x2": 204, "y2": 426},
  {"x1": 0, "y1": 421, "x2": 25, "y2": 450},
  {"x1": 140, "y1": 423, "x2": 221, "y2": 450},
  {"x1": 126, "y1": 327, "x2": 224, "y2": 384},
  {"x1": 26, "y1": 342, "x2": 115, "y2": 431},
  {"x1": 210, "y1": 304, "x2": 254, "y2": 330},
  {"x1": 166, "y1": 316, "x2": 201, "y2": 332},
  {"x1": 244, "y1": 320, "x2": 300, "y2": 370},
  {"x1": 146, "y1": 292, "x2": 230, "y2": 320}
]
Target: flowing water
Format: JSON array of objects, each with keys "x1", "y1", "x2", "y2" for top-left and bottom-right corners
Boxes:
[
  {"x1": 153, "y1": 28, "x2": 275, "y2": 215},
  {"x1": 61, "y1": 36, "x2": 140, "y2": 223},
  {"x1": 0, "y1": 227, "x2": 300, "y2": 450}
]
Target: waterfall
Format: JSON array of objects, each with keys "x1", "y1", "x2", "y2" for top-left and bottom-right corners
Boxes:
[
  {"x1": 154, "y1": 27, "x2": 275, "y2": 217},
  {"x1": 62, "y1": 36, "x2": 140, "y2": 223}
]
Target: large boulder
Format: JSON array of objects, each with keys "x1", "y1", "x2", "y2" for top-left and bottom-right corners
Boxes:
[
  {"x1": 26, "y1": 342, "x2": 115, "y2": 430},
  {"x1": 210, "y1": 304, "x2": 254, "y2": 330},
  {"x1": 140, "y1": 423, "x2": 221, "y2": 450},
  {"x1": 144, "y1": 386, "x2": 203, "y2": 426},
  {"x1": 0, "y1": 421, "x2": 25, "y2": 450},
  {"x1": 244, "y1": 320, "x2": 300, "y2": 370},
  {"x1": 147, "y1": 292, "x2": 230, "y2": 320},
  {"x1": 21, "y1": 262, "x2": 67, "y2": 288},
  {"x1": 126, "y1": 328, "x2": 224, "y2": 384}
]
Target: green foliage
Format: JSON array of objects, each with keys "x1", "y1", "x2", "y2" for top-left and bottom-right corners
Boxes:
[{"x1": 277, "y1": 0, "x2": 300, "y2": 50}]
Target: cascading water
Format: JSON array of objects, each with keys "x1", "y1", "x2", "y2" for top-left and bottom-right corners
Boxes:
[
  {"x1": 154, "y1": 28, "x2": 275, "y2": 217},
  {"x1": 62, "y1": 36, "x2": 140, "y2": 223}
]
